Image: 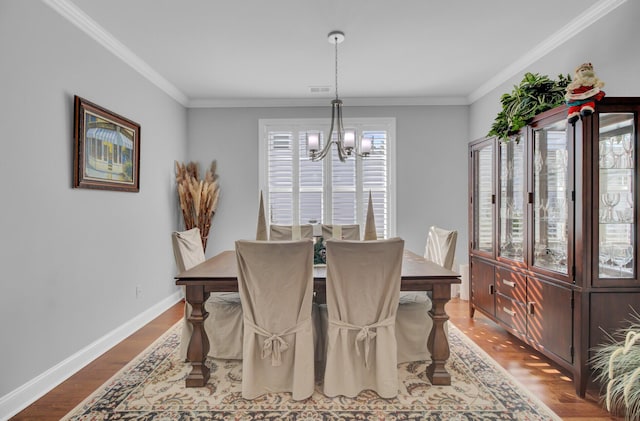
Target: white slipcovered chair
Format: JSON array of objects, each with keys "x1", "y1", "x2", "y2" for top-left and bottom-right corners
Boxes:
[
  {"x1": 396, "y1": 226, "x2": 457, "y2": 363},
  {"x1": 425, "y1": 226, "x2": 458, "y2": 271},
  {"x1": 235, "y1": 239, "x2": 316, "y2": 400},
  {"x1": 364, "y1": 190, "x2": 377, "y2": 240},
  {"x1": 321, "y1": 238, "x2": 404, "y2": 398},
  {"x1": 172, "y1": 228, "x2": 243, "y2": 360},
  {"x1": 321, "y1": 224, "x2": 361, "y2": 240},
  {"x1": 269, "y1": 224, "x2": 314, "y2": 240}
]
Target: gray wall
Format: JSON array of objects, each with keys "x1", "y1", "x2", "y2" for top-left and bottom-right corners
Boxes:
[
  {"x1": 187, "y1": 105, "x2": 469, "y2": 266},
  {"x1": 0, "y1": 1, "x2": 186, "y2": 398},
  {"x1": 470, "y1": 0, "x2": 640, "y2": 140}
]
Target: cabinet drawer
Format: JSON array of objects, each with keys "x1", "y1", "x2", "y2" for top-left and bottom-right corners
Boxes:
[
  {"x1": 495, "y1": 267, "x2": 526, "y2": 303},
  {"x1": 496, "y1": 294, "x2": 527, "y2": 334}
]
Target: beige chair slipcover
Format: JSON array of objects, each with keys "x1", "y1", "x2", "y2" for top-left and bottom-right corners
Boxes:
[
  {"x1": 321, "y1": 224, "x2": 361, "y2": 240},
  {"x1": 268, "y1": 224, "x2": 324, "y2": 365},
  {"x1": 256, "y1": 191, "x2": 268, "y2": 241},
  {"x1": 173, "y1": 228, "x2": 244, "y2": 360},
  {"x1": 269, "y1": 224, "x2": 314, "y2": 240},
  {"x1": 321, "y1": 238, "x2": 404, "y2": 398},
  {"x1": 235, "y1": 239, "x2": 315, "y2": 400},
  {"x1": 395, "y1": 290, "x2": 433, "y2": 363},
  {"x1": 425, "y1": 226, "x2": 458, "y2": 270},
  {"x1": 396, "y1": 226, "x2": 457, "y2": 363},
  {"x1": 364, "y1": 190, "x2": 377, "y2": 241}
]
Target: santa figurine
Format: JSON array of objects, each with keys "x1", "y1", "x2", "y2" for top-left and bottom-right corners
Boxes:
[{"x1": 565, "y1": 62, "x2": 605, "y2": 124}]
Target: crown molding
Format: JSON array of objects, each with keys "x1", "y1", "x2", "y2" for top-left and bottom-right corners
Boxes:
[
  {"x1": 43, "y1": 0, "x2": 626, "y2": 109},
  {"x1": 467, "y1": 0, "x2": 628, "y2": 104},
  {"x1": 188, "y1": 96, "x2": 469, "y2": 108},
  {"x1": 42, "y1": 0, "x2": 189, "y2": 106}
]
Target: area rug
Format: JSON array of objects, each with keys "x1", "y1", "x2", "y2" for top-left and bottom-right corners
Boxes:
[{"x1": 62, "y1": 322, "x2": 560, "y2": 420}]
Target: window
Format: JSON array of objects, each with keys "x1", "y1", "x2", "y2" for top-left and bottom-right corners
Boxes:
[{"x1": 259, "y1": 118, "x2": 396, "y2": 239}]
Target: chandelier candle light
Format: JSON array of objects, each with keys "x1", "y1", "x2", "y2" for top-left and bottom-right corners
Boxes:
[{"x1": 308, "y1": 31, "x2": 372, "y2": 162}]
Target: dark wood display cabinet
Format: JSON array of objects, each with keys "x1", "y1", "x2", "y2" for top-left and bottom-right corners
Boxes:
[{"x1": 468, "y1": 98, "x2": 640, "y2": 397}]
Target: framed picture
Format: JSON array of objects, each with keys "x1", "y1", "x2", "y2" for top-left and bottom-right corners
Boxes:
[{"x1": 73, "y1": 96, "x2": 140, "y2": 192}]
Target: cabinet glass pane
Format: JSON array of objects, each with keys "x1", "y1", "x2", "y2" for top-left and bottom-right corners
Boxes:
[
  {"x1": 473, "y1": 143, "x2": 493, "y2": 253},
  {"x1": 499, "y1": 136, "x2": 525, "y2": 261},
  {"x1": 598, "y1": 113, "x2": 635, "y2": 279},
  {"x1": 533, "y1": 120, "x2": 568, "y2": 273}
]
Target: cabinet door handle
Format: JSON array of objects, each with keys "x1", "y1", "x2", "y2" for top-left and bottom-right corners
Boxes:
[
  {"x1": 527, "y1": 301, "x2": 535, "y2": 315},
  {"x1": 503, "y1": 307, "x2": 516, "y2": 317},
  {"x1": 502, "y1": 279, "x2": 516, "y2": 288},
  {"x1": 489, "y1": 284, "x2": 495, "y2": 295}
]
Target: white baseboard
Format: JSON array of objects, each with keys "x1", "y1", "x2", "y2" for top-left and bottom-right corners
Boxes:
[{"x1": 0, "y1": 291, "x2": 183, "y2": 420}]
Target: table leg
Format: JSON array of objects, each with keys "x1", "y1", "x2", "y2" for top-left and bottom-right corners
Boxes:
[
  {"x1": 184, "y1": 286, "x2": 210, "y2": 387},
  {"x1": 426, "y1": 284, "x2": 452, "y2": 385}
]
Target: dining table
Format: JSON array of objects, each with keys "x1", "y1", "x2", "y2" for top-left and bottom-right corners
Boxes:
[{"x1": 175, "y1": 249, "x2": 461, "y2": 388}]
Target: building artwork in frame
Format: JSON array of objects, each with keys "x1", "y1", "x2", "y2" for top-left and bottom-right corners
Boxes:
[{"x1": 73, "y1": 96, "x2": 140, "y2": 192}]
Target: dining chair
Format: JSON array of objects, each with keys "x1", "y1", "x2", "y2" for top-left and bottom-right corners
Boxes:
[
  {"x1": 321, "y1": 224, "x2": 361, "y2": 240},
  {"x1": 425, "y1": 226, "x2": 458, "y2": 270},
  {"x1": 321, "y1": 237, "x2": 404, "y2": 398},
  {"x1": 235, "y1": 239, "x2": 316, "y2": 400},
  {"x1": 256, "y1": 191, "x2": 268, "y2": 241},
  {"x1": 396, "y1": 225, "x2": 457, "y2": 363},
  {"x1": 172, "y1": 228, "x2": 243, "y2": 361},
  {"x1": 269, "y1": 224, "x2": 314, "y2": 240},
  {"x1": 364, "y1": 190, "x2": 377, "y2": 240}
]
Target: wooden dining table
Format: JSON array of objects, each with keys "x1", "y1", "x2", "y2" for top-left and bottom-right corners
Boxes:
[{"x1": 175, "y1": 249, "x2": 461, "y2": 388}]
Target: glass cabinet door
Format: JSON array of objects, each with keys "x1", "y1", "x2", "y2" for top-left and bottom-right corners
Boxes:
[
  {"x1": 532, "y1": 120, "x2": 569, "y2": 274},
  {"x1": 499, "y1": 136, "x2": 525, "y2": 261},
  {"x1": 598, "y1": 113, "x2": 635, "y2": 279},
  {"x1": 472, "y1": 141, "x2": 494, "y2": 254}
]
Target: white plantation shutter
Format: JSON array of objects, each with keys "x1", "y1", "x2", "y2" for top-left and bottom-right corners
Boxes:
[
  {"x1": 331, "y1": 138, "x2": 357, "y2": 224},
  {"x1": 299, "y1": 131, "x2": 324, "y2": 224},
  {"x1": 362, "y1": 131, "x2": 388, "y2": 236},
  {"x1": 268, "y1": 131, "x2": 294, "y2": 224},
  {"x1": 259, "y1": 118, "x2": 395, "y2": 239}
]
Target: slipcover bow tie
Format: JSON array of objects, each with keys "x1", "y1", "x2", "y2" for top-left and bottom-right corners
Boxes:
[
  {"x1": 262, "y1": 334, "x2": 289, "y2": 366},
  {"x1": 331, "y1": 316, "x2": 395, "y2": 368},
  {"x1": 355, "y1": 326, "x2": 377, "y2": 367},
  {"x1": 244, "y1": 318, "x2": 310, "y2": 366}
]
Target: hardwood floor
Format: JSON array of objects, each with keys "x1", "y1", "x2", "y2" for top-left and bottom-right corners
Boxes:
[
  {"x1": 10, "y1": 303, "x2": 184, "y2": 421},
  {"x1": 10, "y1": 298, "x2": 620, "y2": 420},
  {"x1": 447, "y1": 299, "x2": 620, "y2": 421}
]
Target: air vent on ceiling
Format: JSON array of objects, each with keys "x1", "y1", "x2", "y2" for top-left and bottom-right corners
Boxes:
[{"x1": 309, "y1": 86, "x2": 331, "y2": 93}]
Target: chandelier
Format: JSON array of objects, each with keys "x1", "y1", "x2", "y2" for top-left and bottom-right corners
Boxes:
[{"x1": 307, "y1": 31, "x2": 372, "y2": 162}]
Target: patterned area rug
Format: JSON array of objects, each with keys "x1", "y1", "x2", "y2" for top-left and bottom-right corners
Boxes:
[{"x1": 62, "y1": 322, "x2": 560, "y2": 420}]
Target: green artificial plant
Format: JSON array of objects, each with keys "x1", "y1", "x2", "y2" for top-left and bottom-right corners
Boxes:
[{"x1": 488, "y1": 72, "x2": 571, "y2": 142}]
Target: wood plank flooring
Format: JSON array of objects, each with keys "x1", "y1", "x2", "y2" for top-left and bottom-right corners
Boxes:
[
  {"x1": 447, "y1": 299, "x2": 620, "y2": 421},
  {"x1": 10, "y1": 298, "x2": 620, "y2": 420}
]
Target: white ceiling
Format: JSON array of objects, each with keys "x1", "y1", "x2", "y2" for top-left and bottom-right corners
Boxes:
[{"x1": 46, "y1": 0, "x2": 624, "y2": 107}]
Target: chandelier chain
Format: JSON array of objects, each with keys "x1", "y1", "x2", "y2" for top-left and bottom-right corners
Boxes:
[{"x1": 334, "y1": 35, "x2": 339, "y2": 100}]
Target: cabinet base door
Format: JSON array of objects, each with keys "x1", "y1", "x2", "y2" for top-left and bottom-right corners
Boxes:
[
  {"x1": 527, "y1": 277, "x2": 573, "y2": 363},
  {"x1": 471, "y1": 258, "x2": 495, "y2": 316}
]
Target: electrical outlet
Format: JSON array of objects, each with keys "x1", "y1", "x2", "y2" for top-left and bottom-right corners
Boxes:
[{"x1": 135, "y1": 285, "x2": 143, "y2": 299}]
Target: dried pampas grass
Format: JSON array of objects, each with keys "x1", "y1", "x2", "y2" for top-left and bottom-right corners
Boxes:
[{"x1": 175, "y1": 160, "x2": 220, "y2": 251}]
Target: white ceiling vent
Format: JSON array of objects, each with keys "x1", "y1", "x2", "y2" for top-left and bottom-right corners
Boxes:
[{"x1": 309, "y1": 86, "x2": 331, "y2": 93}]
